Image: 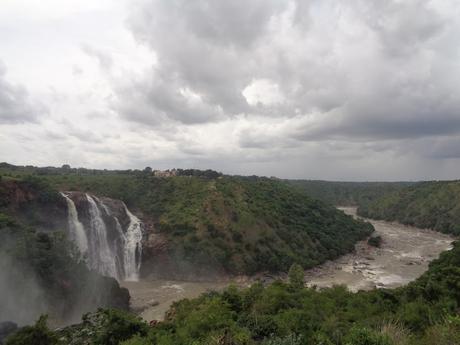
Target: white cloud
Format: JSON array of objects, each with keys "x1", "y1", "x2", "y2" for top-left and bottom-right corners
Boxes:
[{"x1": 1, "y1": 0, "x2": 460, "y2": 180}]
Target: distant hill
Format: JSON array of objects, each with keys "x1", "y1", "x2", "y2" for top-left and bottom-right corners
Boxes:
[
  {"x1": 0, "y1": 164, "x2": 374, "y2": 277},
  {"x1": 286, "y1": 180, "x2": 414, "y2": 207},
  {"x1": 358, "y1": 180, "x2": 460, "y2": 236}
]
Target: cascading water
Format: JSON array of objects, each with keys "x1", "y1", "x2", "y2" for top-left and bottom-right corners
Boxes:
[
  {"x1": 122, "y1": 204, "x2": 143, "y2": 281},
  {"x1": 61, "y1": 192, "x2": 143, "y2": 281},
  {"x1": 85, "y1": 195, "x2": 119, "y2": 279},
  {"x1": 60, "y1": 192, "x2": 89, "y2": 254}
]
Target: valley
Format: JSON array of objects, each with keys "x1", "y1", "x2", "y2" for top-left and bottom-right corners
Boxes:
[
  {"x1": 1, "y1": 164, "x2": 460, "y2": 344},
  {"x1": 122, "y1": 207, "x2": 455, "y2": 323}
]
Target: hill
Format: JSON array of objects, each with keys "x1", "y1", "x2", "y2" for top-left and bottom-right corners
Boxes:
[
  {"x1": 0, "y1": 164, "x2": 374, "y2": 277},
  {"x1": 359, "y1": 180, "x2": 460, "y2": 236},
  {"x1": 286, "y1": 180, "x2": 413, "y2": 207}
]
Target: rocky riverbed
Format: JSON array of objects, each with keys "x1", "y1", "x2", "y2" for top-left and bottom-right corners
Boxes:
[
  {"x1": 123, "y1": 207, "x2": 455, "y2": 321},
  {"x1": 304, "y1": 207, "x2": 455, "y2": 291}
]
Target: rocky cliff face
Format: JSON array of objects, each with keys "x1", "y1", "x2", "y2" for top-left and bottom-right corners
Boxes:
[{"x1": 0, "y1": 179, "x2": 67, "y2": 232}]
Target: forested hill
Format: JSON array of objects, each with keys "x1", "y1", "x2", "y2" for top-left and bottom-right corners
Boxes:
[
  {"x1": 359, "y1": 180, "x2": 460, "y2": 236},
  {"x1": 286, "y1": 180, "x2": 413, "y2": 207},
  {"x1": 0, "y1": 163, "x2": 373, "y2": 276}
]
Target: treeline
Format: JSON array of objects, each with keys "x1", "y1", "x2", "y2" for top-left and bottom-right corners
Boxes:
[
  {"x1": 8, "y1": 241, "x2": 460, "y2": 345},
  {"x1": 0, "y1": 164, "x2": 373, "y2": 275},
  {"x1": 0, "y1": 162, "x2": 221, "y2": 179},
  {"x1": 286, "y1": 180, "x2": 413, "y2": 207},
  {"x1": 359, "y1": 180, "x2": 460, "y2": 236}
]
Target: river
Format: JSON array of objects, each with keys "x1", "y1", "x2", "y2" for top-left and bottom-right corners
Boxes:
[
  {"x1": 304, "y1": 207, "x2": 454, "y2": 291},
  {"x1": 122, "y1": 207, "x2": 455, "y2": 321}
]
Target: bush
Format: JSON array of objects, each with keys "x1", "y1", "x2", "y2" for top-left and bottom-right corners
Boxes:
[
  {"x1": 95, "y1": 309, "x2": 149, "y2": 345},
  {"x1": 422, "y1": 315, "x2": 460, "y2": 345},
  {"x1": 288, "y1": 264, "x2": 304, "y2": 289},
  {"x1": 5, "y1": 316, "x2": 58, "y2": 345},
  {"x1": 344, "y1": 327, "x2": 392, "y2": 345}
]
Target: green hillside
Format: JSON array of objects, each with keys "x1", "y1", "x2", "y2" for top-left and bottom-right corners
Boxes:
[
  {"x1": 0, "y1": 164, "x2": 373, "y2": 275},
  {"x1": 286, "y1": 180, "x2": 413, "y2": 207},
  {"x1": 359, "y1": 180, "x2": 460, "y2": 236}
]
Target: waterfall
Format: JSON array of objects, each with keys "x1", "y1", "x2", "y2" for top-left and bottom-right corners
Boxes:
[
  {"x1": 122, "y1": 204, "x2": 143, "y2": 281},
  {"x1": 61, "y1": 192, "x2": 144, "y2": 281},
  {"x1": 85, "y1": 195, "x2": 119, "y2": 279},
  {"x1": 60, "y1": 192, "x2": 88, "y2": 255}
]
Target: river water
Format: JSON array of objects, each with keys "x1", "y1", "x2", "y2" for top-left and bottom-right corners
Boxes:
[
  {"x1": 122, "y1": 207, "x2": 455, "y2": 321},
  {"x1": 304, "y1": 207, "x2": 454, "y2": 291}
]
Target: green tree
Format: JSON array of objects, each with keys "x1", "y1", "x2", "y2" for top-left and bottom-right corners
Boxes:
[
  {"x1": 288, "y1": 263, "x2": 304, "y2": 289},
  {"x1": 344, "y1": 327, "x2": 392, "y2": 345},
  {"x1": 6, "y1": 316, "x2": 58, "y2": 345}
]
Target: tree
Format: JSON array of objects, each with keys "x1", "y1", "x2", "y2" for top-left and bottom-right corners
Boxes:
[
  {"x1": 288, "y1": 263, "x2": 304, "y2": 289},
  {"x1": 5, "y1": 316, "x2": 58, "y2": 345}
]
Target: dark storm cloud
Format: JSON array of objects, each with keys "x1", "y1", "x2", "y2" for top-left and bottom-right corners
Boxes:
[
  {"x1": 0, "y1": 61, "x2": 45, "y2": 124},
  {"x1": 118, "y1": 0, "x2": 460, "y2": 151},
  {"x1": 116, "y1": 0, "x2": 288, "y2": 125}
]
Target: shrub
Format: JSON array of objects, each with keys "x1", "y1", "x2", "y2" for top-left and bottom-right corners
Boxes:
[
  {"x1": 288, "y1": 264, "x2": 304, "y2": 289},
  {"x1": 344, "y1": 327, "x2": 392, "y2": 345},
  {"x1": 5, "y1": 316, "x2": 58, "y2": 345},
  {"x1": 95, "y1": 309, "x2": 149, "y2": 345}
]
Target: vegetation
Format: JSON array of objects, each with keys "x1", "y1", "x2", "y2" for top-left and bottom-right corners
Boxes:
[
  {"x1": 0, "y1": 163, "x2": 374, "y2": 275},
  {"x1": 5, "y1": 316, "x2": 58, "y2": 345},
  {"x1": 285, "y1": 180, "x2": 413, "y2": 207},
  {"x1": 359, "y1": 180, "x2": 460, "y2": 236},
  {"x1": 13, "y1": 241, "x2": 460, "y2": 344}
]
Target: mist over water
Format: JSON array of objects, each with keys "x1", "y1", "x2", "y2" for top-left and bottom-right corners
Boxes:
[{"x1": 0, "y1": 253, "x2": 47, "y2": 326}]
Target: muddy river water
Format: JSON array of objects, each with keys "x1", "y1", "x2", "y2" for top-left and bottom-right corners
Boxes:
[{"x1": 122, "y1": 207, "x2": 455, "y2": 321}]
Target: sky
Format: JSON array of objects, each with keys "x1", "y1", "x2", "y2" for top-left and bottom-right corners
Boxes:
[{"x1": 1, "y1": 0, "x2": 460, "y2": 181}]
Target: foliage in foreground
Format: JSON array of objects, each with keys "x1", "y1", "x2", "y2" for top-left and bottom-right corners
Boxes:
[
  {"x1": 10, "y1": 241, "x2": 459, "y2": 345},
  {"x1": 5, "y1": 316, "x2": 58, "y2": 345}
]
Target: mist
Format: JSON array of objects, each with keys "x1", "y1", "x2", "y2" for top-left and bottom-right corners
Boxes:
[{"x1": 0, "y1": 252, "x2": 47, "y2": 326}]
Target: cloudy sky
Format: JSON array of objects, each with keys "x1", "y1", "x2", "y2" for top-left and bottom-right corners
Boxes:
[{"x1": 1, "y1": 0, "x2": 460, "y2": 180}]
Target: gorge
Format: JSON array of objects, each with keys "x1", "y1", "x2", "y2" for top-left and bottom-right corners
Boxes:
[{"x1": 1, "y1": 165, "x2": 459, "y2": 344}]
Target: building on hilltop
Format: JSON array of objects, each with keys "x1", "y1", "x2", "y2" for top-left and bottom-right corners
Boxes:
[{"x1": 153, "y1": 169, "x2": 178, "y2": 177}]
